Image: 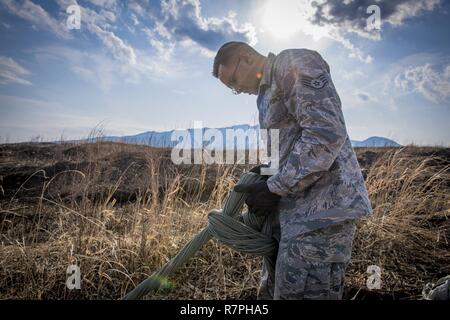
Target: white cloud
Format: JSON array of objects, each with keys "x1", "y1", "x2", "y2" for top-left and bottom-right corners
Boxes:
[
  {"x1": 33, "y1": 46, "x2": 116, "y2": 91},
  {"x1": 387, "y1": 0, "x2": 441, "y2": 25},
  {"x1": 89, "y1": 24, "x2": 137, "y2": 65},
  {"x1": 54, "y1": 0, "x2": 136, "y2": 65},
  {"x1": 394, "y1": 63, "x2": 450, "y2": 103},
  {"x1": 265, "y1": 0, "x2": 442, "y2": 63},
  {"x1": 17, "y1": 1, "x2": 192, "y2": 90},
  {"x1": 1, "y1": 0, "x2": 69, "y2": 39},
  {"x1": 149, "y1": 38, "x2": 175, "y2": 62},
  {"x1": 87, "y1": 0, "x2": 117, "y2": 9},
  {"x1": 0, "y1": 56, "x2": 32, "y2": 85},
  {"x1": 342, "y1": 70, "x2": 365, "y2": 80},
  {"x1": 131, "y1": 13, "x2": 140, "y2": 26},
  {"x1": 133, "y1": 0, "x2": 259, "y2": 66},
  {"x1": 33, "y1": 45, "x2": 185, "y2": 91},
  {"x1": 3, "y1": 0, "x2": 256, "y2": 85},
  {"x1": 330, "y1": 30, "x2": 373, "y2": 63},
  {"x1": 178, "y1": 38, "x2": 215, "y2": 58},
  {"x1": 129, "y1": 1, "x2": 146, "y2": 17},
  {"x1": 376, "y1": 53, "x2": 450, "y2": 105},
  {"x1": 135, "y1": 0, "x2": 257, "y2": 53}
]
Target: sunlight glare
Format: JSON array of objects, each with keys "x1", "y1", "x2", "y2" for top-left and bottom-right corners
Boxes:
[
  {"x1": 262, "y1": 0, "x2": 330, "y2": 41},
  {"x1": 262, "y1": 0, "x2": 302, "y2": 39}
]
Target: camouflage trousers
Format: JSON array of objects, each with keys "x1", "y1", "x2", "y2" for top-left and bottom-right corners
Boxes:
[{"x1": 258, "y1": 215, "x2": 357, "y2": 300}]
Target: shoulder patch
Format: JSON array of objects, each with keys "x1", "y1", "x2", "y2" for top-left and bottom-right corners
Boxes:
[{"x1": 299, "y1": 74, "x2": 329, "y2": 89}]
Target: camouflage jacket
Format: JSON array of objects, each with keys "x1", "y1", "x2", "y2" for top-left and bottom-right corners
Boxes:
[{"x1": 258, "y1": 49, "x2": 373, "y2": 240}]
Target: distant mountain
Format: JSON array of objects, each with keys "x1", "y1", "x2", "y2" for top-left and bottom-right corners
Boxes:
[
  {"x1": 351, "y1": 136, "x2": 401, "y2": 147},
  {"x1": 101, "y1": 124, "x2": 259, "y2": 149},
  {"x1": 99, "y1": 125, "x2": 401, "y2": 148}
]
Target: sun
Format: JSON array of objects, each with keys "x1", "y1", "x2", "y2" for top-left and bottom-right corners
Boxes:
[
  {"x1": 262, "y1": 0, "x2": 303, "y2": 39},
  {"x1": 261, "y1": 0, "x2": 330, "y2": 41}
]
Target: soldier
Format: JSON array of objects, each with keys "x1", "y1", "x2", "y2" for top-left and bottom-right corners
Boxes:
[{"x1": 212, "y1": 42, "x2": 373, "y2": 300}]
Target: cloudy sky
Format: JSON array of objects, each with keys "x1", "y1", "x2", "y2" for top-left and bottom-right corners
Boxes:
[{"x1": 0, "y1": 0, "x2": 449, "y2": 145}]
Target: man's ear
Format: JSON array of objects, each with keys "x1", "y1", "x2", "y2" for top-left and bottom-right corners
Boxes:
[{"x1": 241, "y1": 52, "x2": 253, "y2": 65}]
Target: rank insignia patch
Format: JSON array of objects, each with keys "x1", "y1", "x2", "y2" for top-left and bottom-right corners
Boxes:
[{"x1": 300, "y1": 74, "x2": 329, "y2": 89}]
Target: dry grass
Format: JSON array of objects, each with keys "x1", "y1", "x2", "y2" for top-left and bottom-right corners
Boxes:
[
  {"x1": 0, "y1": 142, "x2": 449, "y2": 299},
  {"x1": 347, "y1": 147, "x2": 450, "y2": 299}
]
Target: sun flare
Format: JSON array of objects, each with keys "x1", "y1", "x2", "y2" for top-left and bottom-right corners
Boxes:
[
  {"x1": 262, "y1": 0, "x2": 303, "y2": 39},
  {"x1": 261, "y1": 0, "x2": 330, "y2": 41}
]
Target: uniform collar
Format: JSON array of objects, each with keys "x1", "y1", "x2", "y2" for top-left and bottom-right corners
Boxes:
[{"x1": 259, "y1": 52, "x2": 277, "y2": 90}]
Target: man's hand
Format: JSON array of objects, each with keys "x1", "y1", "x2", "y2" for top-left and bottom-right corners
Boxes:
[{"x1": 234, "y1": 181, "x2": 280, "y2": 216}]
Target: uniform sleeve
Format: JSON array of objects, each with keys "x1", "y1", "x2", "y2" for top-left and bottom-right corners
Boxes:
[{"x1": 266, "y1": 51, "x2": 347, "y2": 197}]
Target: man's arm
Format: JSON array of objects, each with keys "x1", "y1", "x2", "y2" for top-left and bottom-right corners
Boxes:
[{"x1": 266, "y1": 51, "x2": 347, "y2": 197}]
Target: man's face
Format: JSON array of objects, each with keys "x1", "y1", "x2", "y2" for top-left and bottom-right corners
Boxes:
[{"x1": 217, "y1": 53, "x2": 260, "y2": 95}]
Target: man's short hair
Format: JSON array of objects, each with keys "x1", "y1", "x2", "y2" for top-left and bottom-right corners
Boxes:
[{"x1": 212, "y1": 41, "x2": 257, "y2": 78}]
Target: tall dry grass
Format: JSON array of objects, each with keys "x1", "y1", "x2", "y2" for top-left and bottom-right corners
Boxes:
[
  {"x1": 348, "y1": 147, "x2": 449, "y2": 299},
  {"x1": 0, "y1": 142, "x2": 449, "y2": 299},
  {"x1": 0, "y1": 141, "x2": 260, "y2": 299}
]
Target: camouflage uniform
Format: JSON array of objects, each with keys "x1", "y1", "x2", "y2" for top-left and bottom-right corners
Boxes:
[{"x1": 256, "y1": 49, "x2": 373, "y2": 299}]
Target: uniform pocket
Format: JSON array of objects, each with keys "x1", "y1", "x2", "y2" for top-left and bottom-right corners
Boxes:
[{"x1": 288, "y1": 220, "x2": 356, "y2": 263}]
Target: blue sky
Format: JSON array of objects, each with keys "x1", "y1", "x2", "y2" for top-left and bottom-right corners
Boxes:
[{"x1": 0, "y1": 0, "x2": 449, "y2": 145}]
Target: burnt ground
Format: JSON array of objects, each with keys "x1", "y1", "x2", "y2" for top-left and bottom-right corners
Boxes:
[
  {"x1": 3, "y1": 142, "x2": 447, "y2": 204},
  {"x1": 0, "y1": 142, "x2": 449, "y2": 300}
]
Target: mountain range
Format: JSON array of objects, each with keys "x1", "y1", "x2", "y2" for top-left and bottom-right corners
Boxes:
[{"x1": 99, "y1": 124, "x2": 400, "y2": 148}]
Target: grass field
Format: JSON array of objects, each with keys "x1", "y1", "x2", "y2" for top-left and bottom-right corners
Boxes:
[{"x1": 0, "y1": 141, "x2": 449, "y2": 299}]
